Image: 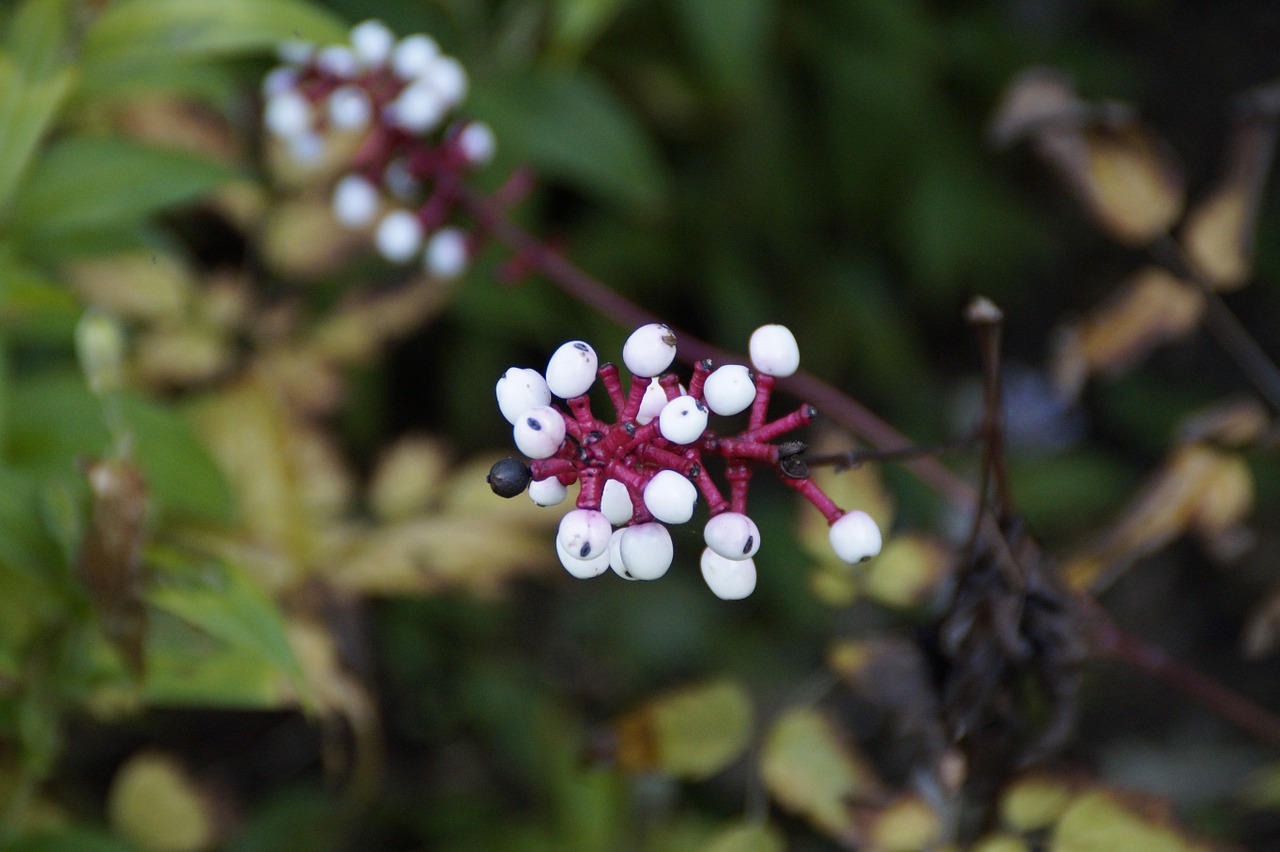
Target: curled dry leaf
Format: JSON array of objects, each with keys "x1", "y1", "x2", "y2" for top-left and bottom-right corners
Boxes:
[
  {"x1": 1065, "y1": 444, "x2": 1254, "y2": 592},
  {"x1": 1051, "y1": 268, "x2": 1202, "y2": 398},
  {"x1": 759, "y1": 707, "x2": 882, "y2": 842},
  {"x1": 612, "y1": 679, "x2": 753, "y2": 780},
  {"x1": 992, "y1": 68, "x2": 1185, "y2": 245}
]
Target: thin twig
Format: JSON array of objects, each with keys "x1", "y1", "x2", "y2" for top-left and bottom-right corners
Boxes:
[{"x1": 802, "y1": 430, "x2": 981, "y2": 471}]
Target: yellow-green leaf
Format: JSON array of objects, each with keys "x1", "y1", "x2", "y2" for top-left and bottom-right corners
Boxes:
[
  {"x1": 614, "y1": 678, "x2": 753, "y2": 779},
  {"x1": 1051, "y1": 790, "x2": 1208, "y2": 852},
  {"x1": 107, "y1": 752, "x2": 214, "y2": 852},
  {"x1": 703, "y1": 821, "x2": 785, "y2": 852}
]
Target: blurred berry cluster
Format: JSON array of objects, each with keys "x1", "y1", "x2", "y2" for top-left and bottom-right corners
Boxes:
[
  {"x1": 262, "y1": 20, "x2": 494, "y2": 277},
  {"x1": 489, "y1": 324, "x2": 882, "y2": 599}
]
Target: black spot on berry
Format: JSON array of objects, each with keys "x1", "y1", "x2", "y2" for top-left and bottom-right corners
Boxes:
[
  {"x1": 743, "y1": 536, "x2": 753, "y2": 554},
  {"x1": 573, "y1": 342, "x2": 589, "y2": 352},
  {"x1": 526, "y1": 416, "x2": 542, "y2": 431},
  {"x1": 579, "y1": 542, "x2": 591, "y2": 559}
]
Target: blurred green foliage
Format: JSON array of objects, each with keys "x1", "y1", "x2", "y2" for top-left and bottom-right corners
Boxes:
[{"x1": 0, "y1": 0, "x2": 1278, "y2": 849}]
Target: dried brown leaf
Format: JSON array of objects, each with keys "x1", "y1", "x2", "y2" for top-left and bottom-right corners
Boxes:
[
  {"x1": 80, "y1": 459, "x2": 149, "y2": 677},
  {"x1": 1054, "y1": 267, "x2": 1203, "y2": 395},
  {"x1": 1065, "y1": 444, "x2": 1254, "y2": 591}
]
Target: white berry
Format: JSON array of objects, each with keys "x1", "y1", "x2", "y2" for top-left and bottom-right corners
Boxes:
[
  {"x1": 658, "y1": 394, "x2": 708, "y2": 445},
  {"x1": 557, "y1": 536, "x2": 610, "y2": 579},
  {"x1": 703, "y1": 512, "x2": 760, "y2": 560},
  {"x1": 277, "y1": 40, "x2": 314, "y2": 65},
  {"x1": 609, "y1": 529, "x2": 636, "y2": 579},
  {"x1": 392, "y1": 34, "x2": 440, "y2": 79},
  {"x1": 749, "y1": 324, "x2": 800, "y2": 377},
  {"x1": 600, "y1": 478, "x2": 633, "y2": 526},
  {"x1": 496, "y1": 367, "x2": 552, "y2": 424},
  {"x1": 390, "y1": 81, "x2": 446, "y2": 133},
  {"x1": 375, "y1": 211, "x2": 424, "y2": 262},
  {"x1": 545, "y1": 341, "x2": 598, "y2": 398},
  {"x1": 287, "y1": 131, "x2": 324, "y2": 164},
  {"x1": 264, "y1": 90, "x2": 311, "y2": 138},
  {"x1": 512, "y1": 405, "x2": 566, "y2": 459},
  {"x1": 829, "y1": 510, "x2": 882, "y2": 564},
  {"x1": 617, "y1": 522, "x2": 674, "y2": 580},
  {"x1": 350, "y1": 20, "x2": 394, "y2": 66},
  {"x1": 529, "y1": 477, "x2": 567, "y2": 507},
  {"x1": 643, "y1": 470, "x2": 697, "y2": 524},
  {"x1": 622, "y1": 323, "x2": 677, "y2": 378},
  {"x1": 426, "y1": 55, "x2": 468, "y2": 104},
  {"x1": 703, "y1": 364, "x2": 756, "y2": 416},
  {"x1": 424, "y1": 227, "x2": 469, "y2": 279},
  {"x1": 316, "y1": 45, "x2": 359, "y2": 78},
  {"x1": 327, "y1": 85, "x2": 372, "y2": 130},
  {"x1": 557, "y1": 509, "x2": 612, "y2": 562},
  {"x1": 635, "y1": 380, "x2": 670, "y2": 425},
  {"x1": 700, "y1": 548, "x2": 757, "y2": 600},
  {"x1": 262, "y1": 67, "x2": 298, "y2": 98},
  {"x1": 458, "y1": 122, "x2": 496, "y2": 165},
  {"x1": 332, "y1": 174, "x2": 381, "y2": 228}
]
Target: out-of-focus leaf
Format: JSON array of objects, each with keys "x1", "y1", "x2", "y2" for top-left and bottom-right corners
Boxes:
[
  {"x1": 703, "y1": 821, "x2": 785, "y2": 852},
  {"x1": 999, "y1": 773, "x2": 1075, "y2": 833},
  {"x1": 1176, "y1": 397, "x2": 1269, "y2": 447},
  {"x1": 134, "y1": 326, "x2": 233, "y2": 388},
  {"x1": 4, "y1": 0, "x2": 71, "y2": 78},
  {"x1": 667, "y1": 0, "x2": 772, "y2": 100},
  {"x1": 79, "y1": 0, "x2": 344, "y2": 99},
  {"x1": 863, "y1": 535, "x2": 950, "y2": 609},
  {"x1": 64, "y1": 252, "x2": 194, "y2": 323},
  {"x1": 1065, "y1": 445, "x2": 1254, "y2": 592},
  {"x1": 857, "y1": 795, "x2": 941, "y2": 852},
  {"x1": 1242, "y1": 587, "x2": 1280, "y2": 658},
  {"x1": 146, "y1": 549, "x2": 310, "y2": 704},
  {"x1": 614, "y1": 678, "x2": 752, "y2": 780},
  {"x1": 367, "y1": 436, "x2": 450, "y2": 522},
  {"x1": 143, "y1": 615, "x2": 291, "y2": 708},
  {"x1": 10, "y1": 136, "x2": 235, "y2": 247},
  {"x1": 5, "y1": 829, "x2": 134, "y2": 852},
  {"x1": 1051, "y1": 790, "x2": 1209, "y2": 851},
  {"x1": 471, "y1": 69, "x2": 669, "y2": 212},
  {"x1": 0, "y1": 58, "x2": 73, "y2": 214},
  {"x1": 107, "y1": 751, "x2": 214, "y2": 852},
  {"x1": 759, "y1": 707, "x2": 880, "y2": 841},
  {"x1": 1052, "y1": 267, "x2": 1202, "y2": 398},
  {"x1": 993, "y1": 68, "x2": 1184, "y2": 244},
  {"x1": 549, "y1": 0, "x2": 627, "y2": 61},
  {"x1": 80, "y1": 459, "x2": 148, "y2": 678},
  {"x1": 1180, "y1": 88, "x2": 1280, "y2": 288},
  {"x1": 0, "y1": 245, "x2": 80, "y2": 345},
  {"x1": 972, "y1": 835, "x2": 1030, "y2": 852},
  {"x1": 259, "y1": 197, "x2": 369, "y2": 280}
]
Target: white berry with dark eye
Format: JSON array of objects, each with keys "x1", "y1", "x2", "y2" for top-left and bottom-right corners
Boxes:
[
  {"x1": 556, "y1": 537, "x2": 610, "y2": 579},
  {"x1": 545, "y1": 341, "x2": 598, "y2": 398},
  {"x1": 557, "y1": 509, "x2": 612, "y2": 563},
  {"x1": 622, "y1": 323, "x2": 677, "y2": 378},
  {"x1": 658, "y1": 394, "x2": 708, "y2": 445},
  {"x1": 703, "y1": 364, "x2": 756, "y2": 416},
  {"x1": 643, "y1": 470, "x2": 697, "y2": 524},
  {"x1": 617, "y1": 523, "x2": 674, "y2": 580},
  {"x1": 829, "y1": 510, "x2": 882, "y2": 564},
  {"x1": 749, "y1": 324, "x2": 800, "y2": 377},
  {"x1": 512, "y1": 405, "x2": 566, "y2": 459},
  {"x1": 700, "y1": 548, "x2": 757, "y2": 600},
  {"x1": 703, "y1": 512, "x2": 760, "y2": 560}
]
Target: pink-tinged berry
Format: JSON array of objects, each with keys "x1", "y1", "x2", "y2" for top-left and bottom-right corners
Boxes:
[{"x1": 700, "y1": 548, "x2": 757, "y2": 600}]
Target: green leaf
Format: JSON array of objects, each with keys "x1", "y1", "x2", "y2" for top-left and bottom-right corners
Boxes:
[
  {"x1": 704, "y1": 822, "x2": 786, "y2": 852},
  {"x1": 4, "y1": 0, "x2": 72, "y2": 78},
  {"x1": 667, "y1": 0, "x2": 773, "y2": 99},
  {"x1": 6, "y1": 373, "x2": 235, "y2": 526},
  {"x1": 549, "y1": 0, "x2": 627, "y2": 61},
  {"x1": 0, "y1": 58, "x2": 73, "y2": 215},
  {"x1": 0, "y1": 245, "x2": 80, "y2": 346},
  {"x1": 9, "y1": 136, "x2": 235, "y2": 247},
  {"x1": 5, "y1": 828, "x2": 135, "y2": 852},
  {"x1": 472, "y1": 69, "x2": 669, "y2": 213},
  {"x1": 146, "y1": 550, "x2": 309, "y2": 706},
  {"x1": 614, "y1": 678, "x2": 753, "y2": 779}
]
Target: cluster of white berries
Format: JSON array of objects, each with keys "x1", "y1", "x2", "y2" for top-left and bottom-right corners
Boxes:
[
  {"x1": 491, "y1": 323, "x2": 883, "y2": 600},
  {"x1": 263, "y1": 20, "x2": 495, "y2": 280}
]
